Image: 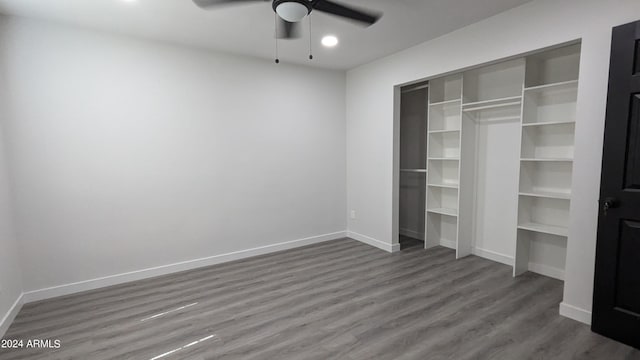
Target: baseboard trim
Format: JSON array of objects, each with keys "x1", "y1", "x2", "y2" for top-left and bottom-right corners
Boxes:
[
  {"x1": 439, "y1": 239, "x2": 456, "y2": 250},
  {"x1": 0, "y1": 293, "x2": 24, "y2": 339},
  {"x1": 559, "y1": 302, "x2": 592, "y2": 325},
  {"x1": 528, "y1": 262, "x2": 565, "y2": 281},
  {"x1": 399, "y1": 228, "x2": 424, "y2": 241},
  {"x1": 347, "y1": 231, "x2": 399, "y2": 253},
  {"x1": 472, "y1": 247, "x2": 513, "y2": 266},
  {"x1": 23, "y1": 231, "x2": 347, "y2": 303}
]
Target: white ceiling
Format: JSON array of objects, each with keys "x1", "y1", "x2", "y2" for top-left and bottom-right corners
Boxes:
[{"x1": 0, "y1": 0, "x2": 532, "y2": 70}]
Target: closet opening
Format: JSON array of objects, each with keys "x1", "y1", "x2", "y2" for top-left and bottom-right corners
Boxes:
[
  {"x1": 398, "y1": 81, "x2": 429, "y2": 250},
  {"x1": 392, "y1": 41, "x2": 581, "y2": 285}
]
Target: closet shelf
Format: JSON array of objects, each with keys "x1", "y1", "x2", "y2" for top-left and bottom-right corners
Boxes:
[
  {"x1": 524, "y1": 80, "x2": 578, "y2": 93},
  {"x1": 518, "y1": 222, "x2": 568, "y2": 237},
  {"x1": 428, "y1": 129, "x2": 460, "y2": 134},
  {"x1": 427, "y1": 207, "x2": 458, "y2": 217},
  {"x1": 520, "y1": 158, "x2": 573, "y2": 162},
  {"x1": 428, "y1": 183, "x2": 459, "y2": 189},
  {"x1": 400, "y1": 169, "x2": 427, "y2": 173},
  {"x1": 428, "y1": 157, "x2": 460, "y2": 161},
  {"x1": 519, "y1": 191, "x2": 571, "y2": 200},
  {"x1": 463, "y1": 101, "x2": 522, "y2": 113},
  {"x1": 462, "y1": 96, "x2": 522, "y2": 112},
  {"x1": 429, "y1": 99, "x2": 461, "y2": 107},
  {"x1": 522, "y1": 120, "x2": 575, "y2": 127},
  {"x1": 471, "y1": 116, "x2": 522, "y2": 124}
]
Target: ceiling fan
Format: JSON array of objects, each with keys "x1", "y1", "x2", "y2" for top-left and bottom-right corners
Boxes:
[{"x1": 193, "y1": 0, "x2": 382, "y2": 40}]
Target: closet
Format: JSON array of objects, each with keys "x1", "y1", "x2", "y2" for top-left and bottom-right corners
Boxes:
[
  {"x1": 399, "y1": 82, "x2": 428, "y2": 244},
  {"x1": 422, "y1": 43, "x2": 581, "y2": 280}
]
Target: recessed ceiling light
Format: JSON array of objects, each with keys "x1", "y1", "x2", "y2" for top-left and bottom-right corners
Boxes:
[{"x1": 321, "y1": 35, "x2": 339, "y2": 48}]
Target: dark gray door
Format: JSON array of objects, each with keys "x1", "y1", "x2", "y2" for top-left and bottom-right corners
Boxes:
[{"x1": 592, "y1": 19, "x2": 640, "y2": 349}]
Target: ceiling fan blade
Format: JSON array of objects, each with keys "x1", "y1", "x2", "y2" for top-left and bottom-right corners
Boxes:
[
  {"x1": 311, "y1": 0, "x2": 381, "y2": 26},
  {"x1": 193, "y1": 0, "x2": 267, "y2": 9},
  {"x1": 276, "y1": 17, "x2": 302, "y2": 39}
]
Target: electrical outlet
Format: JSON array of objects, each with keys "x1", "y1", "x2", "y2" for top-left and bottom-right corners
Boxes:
[{"x1": 350, "y1": 210, "x2": 357, "y2": 219}]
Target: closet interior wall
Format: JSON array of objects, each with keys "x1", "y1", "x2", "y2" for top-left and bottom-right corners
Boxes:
[
  {"x1": 423, "y1": 43, "x2": 581, "y2": 281},
  {"x1": 399, "y1": 85, "x2": 428, "y2": 241},
  {"x1": 463, "y1": 59, "x2": 525, "y2": 261}
]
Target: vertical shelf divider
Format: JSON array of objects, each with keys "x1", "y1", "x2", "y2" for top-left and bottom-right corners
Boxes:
[
  {"x1": 456, "y1": 76, "x2": 471, "y2": 259},
  {"x1": 514, "y1": 74, "x2": 529, "y2": 277}
]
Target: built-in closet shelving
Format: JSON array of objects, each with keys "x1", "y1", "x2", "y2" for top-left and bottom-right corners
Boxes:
[
  {"x1": 421, "y1": 43, "x2": 580, "y2": 280},
  {"x1": 514, "y1": 44, "x2": 580, "y2": 280},
  {"x1": 425, "y1": 75, "x2": 462, "y2": 252}
]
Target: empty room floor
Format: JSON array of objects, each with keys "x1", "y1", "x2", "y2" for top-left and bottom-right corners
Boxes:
[{"x1": 1, "y1": 239, "x2": 638, "y2": 360}]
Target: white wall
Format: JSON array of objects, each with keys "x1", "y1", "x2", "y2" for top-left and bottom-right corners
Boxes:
[
  {"x1": 346, "y1": 0, "x2": 640, "y2": 324},
  {"x1": 0, "y1": 63, "x2": 23, "y2": 335},
  {"x1": 0, "y1": 129, "x2": 22, "y2": 336},
  {"x1": 0, "y1": 16, "x2": 347, "y2": 296}
]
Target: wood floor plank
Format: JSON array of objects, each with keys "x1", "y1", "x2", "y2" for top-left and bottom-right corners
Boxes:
[{"x1": 1, "y1": 238, "x2": 637, "y2": 360}]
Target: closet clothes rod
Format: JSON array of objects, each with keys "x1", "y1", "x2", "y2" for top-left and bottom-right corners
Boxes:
[{"x1": 400, "y1": 169, "x2": 427, "y2": 173}]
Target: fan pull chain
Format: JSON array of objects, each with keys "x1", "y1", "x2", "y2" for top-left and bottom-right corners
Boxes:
[
  {"x1": 308, "y1": 14, "x2": 313, "y2": 60},
  {"x1": 274, "y1": 13, "x2": 280, "y2": 64}
]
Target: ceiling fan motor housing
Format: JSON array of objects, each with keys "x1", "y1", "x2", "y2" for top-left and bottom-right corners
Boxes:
[{"x1": 272, "y1": 0, "x2": 312, "y2": 22}]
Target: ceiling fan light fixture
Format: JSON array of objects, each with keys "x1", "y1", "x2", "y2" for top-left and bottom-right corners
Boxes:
[{"x1": 275, "y1": 1, "x2": 309, "y2": 22}]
